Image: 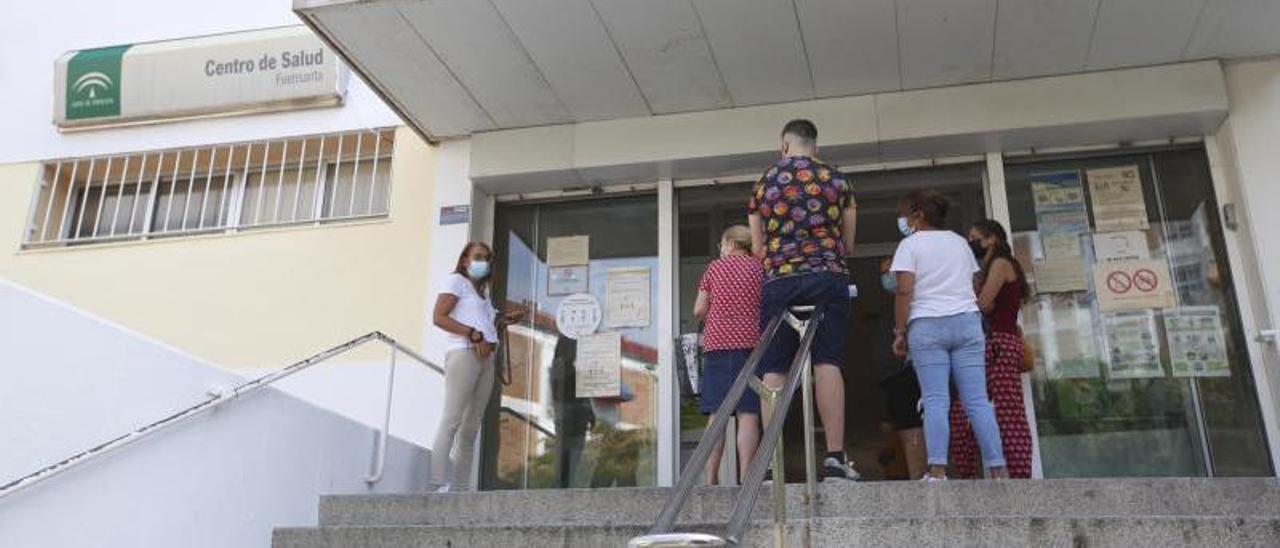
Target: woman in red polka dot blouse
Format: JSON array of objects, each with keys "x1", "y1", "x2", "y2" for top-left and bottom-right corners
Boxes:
[{"x1": 693, "y1": 225, "x2": 764, "y2": 485}]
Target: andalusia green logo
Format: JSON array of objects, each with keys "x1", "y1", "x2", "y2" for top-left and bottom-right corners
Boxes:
[{"x1": 66, "y1": 45, "x2": 130, "y2": 120}]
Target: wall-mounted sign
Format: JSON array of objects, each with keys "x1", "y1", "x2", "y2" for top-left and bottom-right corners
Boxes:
[
  {"x1": 438, "y1": 205, "x2": 471, "y2": 225},
  {"x1": 554, "y1": 293, "x2": 601, "y2": 340},
  {"x1": 54, "y1": 26, "x2": 347, "y2": 130},
  {"x1": 1094, "y1": 259, "x2": 1175, "y2": 312}
]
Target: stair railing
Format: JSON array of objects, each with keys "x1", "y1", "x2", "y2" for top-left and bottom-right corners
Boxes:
[
  {"x1": 0, "y1": 331, "x2": 444, "y2": 500},
  {"x1": 631, "y1": 306, "x2": 823, "y2": 547}
]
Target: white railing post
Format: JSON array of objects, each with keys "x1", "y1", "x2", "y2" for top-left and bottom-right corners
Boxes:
[{"x1": 367, "y1": 343, "x2": 398, "y2": 484}]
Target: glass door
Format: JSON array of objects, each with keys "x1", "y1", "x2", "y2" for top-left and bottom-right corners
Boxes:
[
  {"x1": 1004, "y1": 146, "x2": 1273, "y2": 477},
  {"x1": 482, "y1": 194, "x2": 661, "y2": 489}
]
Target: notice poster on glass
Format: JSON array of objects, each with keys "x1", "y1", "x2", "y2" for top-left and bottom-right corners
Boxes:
[
  {"x1": 1093, "y1": 231, "x2": 1150, "y2": 263},
  {"x1": 1094, "y1": 259, "x2": 1176, "y2": 312},
  {"x1": 1038, "y1": 293, "x2": 1102, "y2": 379},
  {"x1": 575, "y1": 331, "x2": 621, "y2": 398},
  {"x1": 1033, "y1": 258, "x2": 1089, "y2": 293},
  {"x1": 605, "y1": 267, "x2": 651, "y2": 328},
  {"x1": 1042, "y1": 232, "x2": 1083, "y2": 259},
  {"x1": 1031, "y1": 170, "x2": 1090, "y2": 234},
  {"x1": 1101, "y1": 310, "x2": 1164, "y2": 379},
  {"x1": 548, "y1": 265, "x2": 589, "y2": 296},
  {"x1": 1165, "y1": 306, "x2": 1230, "y2": 378},
  {"x1": 547, "y1": 235, "x2": 589, "y2": 267},
  {"x1": 1087, "y1": 166, "x2": 1150, "y2": 233}
]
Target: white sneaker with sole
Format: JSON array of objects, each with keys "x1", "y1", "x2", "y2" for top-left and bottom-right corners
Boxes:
[
  {"x1": 920, "y1": 475, "x2": 947, "y2": 483},
  {"x1": 822, "y1": 457, "x2": 860, "y2": 481},
  {"x1": 434, "y1": 483, "x2": 453, "y2": 493}
]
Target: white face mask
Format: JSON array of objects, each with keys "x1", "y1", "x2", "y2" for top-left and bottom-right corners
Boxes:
[
  {"x1": 897, "y1": 216, "x2": 915, "y2": 237},
  {"x1": 467, "y1": 260, "x2": 491, "y2": 280}
]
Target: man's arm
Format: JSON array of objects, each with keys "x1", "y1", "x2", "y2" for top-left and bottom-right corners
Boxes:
[
  {"x1": 749, "y1": 213, "x2": 766, "y2": 259},
  {"x1": 840, "y1": 198, "x2": 858, "y2": 257}
]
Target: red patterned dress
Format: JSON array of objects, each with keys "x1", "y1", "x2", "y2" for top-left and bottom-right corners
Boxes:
[{"x1": 948, "y1": 279, "x2": 1034, "y2": 478}]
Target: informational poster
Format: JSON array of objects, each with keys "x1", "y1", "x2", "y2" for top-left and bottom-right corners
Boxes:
[
  {"x1": 1042, "y1": 232, "x2": 1083, "y2": 259},
  {"x1": 1094, "y1": 259, "x2": 1176, "y2": 312},
  {"x1": 1165, "y1": 306, "x2": 1230, "y2": 378},
  {"x1": 575, "y1": 331, "x2": 621, "y2": 398},
  {"x1": 678, "y1": 333, "x2": 702, "y2": 394},
  {"x1": 1031, "y1": 170, "x2": 1090, "y2": 234},
  {"x1": 1101, "y1": 310, "x2": 1164, "y2": 379},
  {"x1": 1087, "y1": 166, "x2": 1150, "y2": 233},
  {"x1": 548, "y1": 265, "x2": 589, "y2": 296},
  {"x1": 1038, "y1": 294, "x2": 1102, "y2": 379},
  {"x1": 605, "y1": 267, "x2": 651, "y2": 328},
  {"x1": 1034, "y1": 258, "x2": 1089, "y2": 293},
  {"x1": 547, "y1": 235, "x2": 589, "y2": 267},
  {"x1": 555, "y1": 293, "x2": 601, "y2": 339},
  {"x1": 1093, "y1": 231, "x2": 1150, "y2": 263}
]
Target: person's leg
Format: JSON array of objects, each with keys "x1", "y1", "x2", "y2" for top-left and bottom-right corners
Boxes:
[
  {"x1": 431, "y1": 350, "x2": 481, "y2": 487},
  {"x1": 951, "y1": 313, "x2": 1006, "y2": 478},
  {"x1": 949, "y1": 393, "x2": 979, "y2": 479},
  {"x1": 990, "y1": 332, "x2": 1034, "y2": 478},
  {"x1": 758, "y1": 278, "x2": 797, "y2": 431},
  {"x1": 810, "y1": 273, "x2": 852, "y2": 474},
  {"x1": 453, "y1": 354, "x2": 495, "y2": 490},
  {"x1": 705, "y1": 428, "x2": 725, "y2": 485},
  {"x1": 736, "y1": 412, "x2": 761, "y2": 482},
  {"x1": 908, "y1": 317, "x2": 952, "y2": 479},
  {"x1": 813, "y1": 365, "x2": 844, "y2": 453},
  {"x1": 898, "y1": 427, "x2": 927, "y2": 480}
]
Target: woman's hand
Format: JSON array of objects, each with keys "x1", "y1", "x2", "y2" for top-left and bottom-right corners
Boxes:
[
  {"x1": 892, "y1": 332, "x2": 908, "y2": 359},
  {"x1": 473, "y1": 340, "x2": 495, "y2": 360},
  {"x1": 502, "y1": 307, "x2": 527, "y2": 325}
]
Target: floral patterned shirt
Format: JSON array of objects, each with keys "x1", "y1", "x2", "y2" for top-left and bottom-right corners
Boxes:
[{"x1": 748, "y1": 156, "x2": 853, "y2": 280}]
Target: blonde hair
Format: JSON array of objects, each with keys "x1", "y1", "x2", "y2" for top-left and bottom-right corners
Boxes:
[{"x1": 721, "y1": 225, "x2": 752, "y2": 253}]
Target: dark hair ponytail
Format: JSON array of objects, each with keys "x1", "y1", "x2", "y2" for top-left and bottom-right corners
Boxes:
[
  {"x1": 900, "y1": 189, "x2": 949, "y2": 229},
  {"x1": 972, "y1": 219, "x2": 1029, "y2": 301}
]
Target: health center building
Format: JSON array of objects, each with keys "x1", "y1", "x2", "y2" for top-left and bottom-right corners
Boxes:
[{"x1": 4, "y1": 0, "x2": 1280, "y2": 518}]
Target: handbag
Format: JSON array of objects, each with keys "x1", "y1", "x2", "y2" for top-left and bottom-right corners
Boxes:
[{"x1": 1018, "y1": 326, "x2": 1036, "y2": 373}]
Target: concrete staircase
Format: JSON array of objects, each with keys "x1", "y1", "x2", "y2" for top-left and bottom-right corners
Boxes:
[{"x1": 274, "y1": 478, "x2": 1280, "y2": 547}]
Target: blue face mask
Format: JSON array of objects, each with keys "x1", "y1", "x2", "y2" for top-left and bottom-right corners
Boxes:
[
  {"x1": 896, "y1": 216, "x2": 915, "y2": 237},
  {"x1": 467, "y1": 260, "x2": 491, "y2": 280},
  {"x1": 880, "y1": 272, "x2": 897, "y2": 293}
]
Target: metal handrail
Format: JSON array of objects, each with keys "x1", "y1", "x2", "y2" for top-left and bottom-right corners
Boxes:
[
  {"x1": 0, "y1": 331, "x2": 443, "y2": 500},
  {"x1": 499, "y1": 406, "x2": 557, "y2": 439},
  {"x1": 634, "y1": 307, "x2": 823, "y2": 547}
]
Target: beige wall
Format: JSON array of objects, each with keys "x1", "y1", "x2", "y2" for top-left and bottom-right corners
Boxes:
[{"x1": 0, "y1": 126, "x2": 437, "y2": 370}]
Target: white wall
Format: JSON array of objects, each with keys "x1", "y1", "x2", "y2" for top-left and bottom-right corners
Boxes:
[
  {"x1": 421, "y1": 140, "x2": 480, "y2": 367},
  {"x1": 0, "y1": 278, "x2": 429, "y2": 548},
  {"x1": 0, "y1": 0, "x2": 399, "y2": 164}
]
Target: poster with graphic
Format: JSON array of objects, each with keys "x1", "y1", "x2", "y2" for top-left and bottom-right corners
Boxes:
[
  {"x1": 548, "y1": 265, "x2": 589, "y2": 296},
  {"x1": 555, "y1": 293, "x2": 601, "y2": 339},
  {"x1": 1036, "y1": 293, "x2": 1103, "y2": 379},
  {"x1": 1093, "y1": 231, "x2": 1150, "y2": 263},
  {"x1": 575, "y1": 331, "x2": 621, "y2": 398},
  {"x1": 1087, "y1": 166, "x2": 1150, "y2": 233},
  {"x1": 1101, "y1": 310, "x2": 1164, "y2": 379},
  {"x1": 1094, "y1": 259, "x2": 1176, "y2": 312},
  {"x1": 1164, "y1": 306, "x2": 1230, "y2": 378},
  {"x1": 605, "y1": 267, "x2": 651, "y2": 328},
  {"x1": 1031, "y1": 170, "x2": 1090, "y2": 234}
]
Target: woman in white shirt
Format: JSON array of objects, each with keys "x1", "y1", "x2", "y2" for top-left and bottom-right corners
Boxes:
[
  {"x1": 430, "y1": 241, "x2": 521, "y2": 492},
  {"x1": 890, "y1": 190, "x2": 1007, "y2": 482}
]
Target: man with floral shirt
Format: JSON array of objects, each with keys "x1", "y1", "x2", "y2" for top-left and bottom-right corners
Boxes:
[{"x1": 748, "y1": 119, "x2": 860, "y2": 481}]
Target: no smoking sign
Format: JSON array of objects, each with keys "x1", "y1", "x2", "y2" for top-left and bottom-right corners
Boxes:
[{"x1": 1094, "y1": 260, "x2": 1174, "y2": 312}]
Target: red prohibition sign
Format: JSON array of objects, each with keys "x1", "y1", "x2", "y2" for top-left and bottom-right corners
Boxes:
[
  {"x1": 1106, "y1": 271, "x2": 1133, "y2": 294},
  {"x1": 1132, "y1": 269, "x2": 1159, "y2": 292}
]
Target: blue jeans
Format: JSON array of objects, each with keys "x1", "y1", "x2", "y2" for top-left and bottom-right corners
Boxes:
[{"x1": 908, "y1": 312, "x2": 1006, "y2": 469}]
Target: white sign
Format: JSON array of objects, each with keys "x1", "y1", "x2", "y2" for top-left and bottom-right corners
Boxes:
[
  {"x1": 1165, "y1": 306, "x2": 1230, "y2": 378},
  {"x1": 575, "y1": 332, "x2": 621, "y2": 398},
  {"x1": 54, "y1": 26, "x2": 347, "y2": 129},
  {"x1": 554, "y1": 293, "x2": 601, "y2": 339},
  {"x1": 1087, "y1": 166, "x2": 1150, "y2": 233},
  {"x1": 1101, "y1": 310, "x2": 1163, "y2": 379},
  {"x1": 1094, "y1": 260, "x2": 1176, "y2": 312},
  {"x1": 1033, "y1": 258, "x2": 1088, "y2": 294},
  {"x1": 605, "y1": 267, "x2": 651, "y2": 328},
  {"x1": 547, "y1": 235, "x2": 589, "y2": 267},
  {"x1": 548, "y1": 265, "x2": 589, "y2": 296},
  {"x1": 1092, "y1": 231, "x2": 1150, "y2": 263}
]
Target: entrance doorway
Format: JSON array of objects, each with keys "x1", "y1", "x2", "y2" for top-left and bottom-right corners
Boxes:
[{"x1": 676, "y1": 163, "x2": 988, "y2": 481}]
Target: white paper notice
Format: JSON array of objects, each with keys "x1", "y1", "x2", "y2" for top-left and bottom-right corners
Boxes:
[
  {"x1": 1033, "y1": 258, "x2": 1088, "y2": 293},
  {"x1": 575, "y1": 331, "x2": 621, "y2": 398},
  {"x1": 1042, "y1": 232, "x2": 1083, "y2": 259},
  {"x1": 1092, "y1": 231, "x2": 1150, "y2": 263},
  {"x1": 605, "y1": 267, "x2": 651, "y2": 328},
  {"x1": 555, "y1": 293, "x2": 601, "y2": 339},
  {"x1": 548, "y1": 265, "x2": 589, "y2": 296},
  {"x1": 1165, "y1": 306, "x2": 1230, "y2": 378},
  {"x1": 1094, "y1": 259, "x2": 1176, "y2": 312},
  {"x1": 547, "y1": 235, "x2": 589, "y2": 267},
  {"x1": 1087, "y1": 166, "x2": 1150, "y2": 233},
  {"x1": 1101, "y1": 310, "x2": 1163, "y2": 379}
]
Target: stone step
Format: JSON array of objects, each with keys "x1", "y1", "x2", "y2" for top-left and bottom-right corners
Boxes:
[
  {"x1": 317, "y1": 478, "x2": 1280, "y2": 528},
  {"x1": 275, "y1": 516, "x2": 1280, "y2": 548}
]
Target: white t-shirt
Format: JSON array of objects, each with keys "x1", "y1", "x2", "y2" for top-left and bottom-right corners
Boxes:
[
  {"x1": 890, "y1": 230, "x2": 980, "y2": 322},
  {"x1": 440, "y1": 273, "x2": 499, "y2": 352}
]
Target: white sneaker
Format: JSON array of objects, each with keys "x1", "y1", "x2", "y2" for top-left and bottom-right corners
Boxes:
[
  {"x1": 920, "y1": 475, "x2": 947, "y2": 483},
  {"x1": 434, "y1": 483, "x2": 453, "y2": 493},
  {"x1": 822, "y1": 457, "x2": 860, "y2": 481}
]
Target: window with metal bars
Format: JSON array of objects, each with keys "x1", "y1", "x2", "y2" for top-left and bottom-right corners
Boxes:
[{"x1": 23, "y1": 128, "x2": 395, "y2": 247}]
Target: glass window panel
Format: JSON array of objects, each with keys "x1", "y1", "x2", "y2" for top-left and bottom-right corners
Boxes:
[
  {"x1": 321, "y1": 159, "x2": 390, "y2": 219},
  {"x1": 241, "y1": 167, "x2": 319, "y2": 226}
]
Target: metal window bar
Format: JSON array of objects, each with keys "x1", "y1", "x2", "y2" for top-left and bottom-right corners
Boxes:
[
  {"x1": 367, "y1": 130, "x2": 382, "y2": 215},
  {"x1": 632, "y1": 307, "x2": 822, "y2": 548},
  {"x1": 141, "y1": 153, "x2": 163, "y2": 237},
  {"x1": 199, "y1": 148, "x2": 216, "y2": 229},
  {"x1": 291, "y1": 138, "x2": 308, "y2": 222},
  {"x1": 37, "y1": 162, "x2": 62, "y2": 243},
  {"x1": 162, "y1": 150, "x2": 182, "y2": 233},
  {"x1": 180, "y1": 151, "x2": 197, "y2": 231},
  {"x1": 274, "y1": 140, "x2": 289, "y2": 224},
  {"x1": 348, "y1": 131, "x2": 363, "y2": 217},
  {"x1": 254, "y1": 141, "x2": 271, "y2": 225},
  {"x1": 312, "y1": 135, "x2": 327, "y2": 222},
  {"x1": 0, "y1": 331, "x2": 443, "y2": 501},
  {"x1": 218, "y1": 146, "x2": 235, "y2": 227},
  {"x1": 108, "y1": 156, "x2": 131, "y2": 237},
  {"x1": 73, "y1": 157, "x2": 96, "y2": 240},
  {"x1": 125, "y1": 155, "x2": 148, "y2": 235},
  {"x1": 90, "y1": 156, "x2": 113, "y2": 238},
  {"x1": 331, "y1": 132, "x2": 344, "y2": 218}
]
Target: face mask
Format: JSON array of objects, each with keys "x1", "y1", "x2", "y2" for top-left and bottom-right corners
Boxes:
[
  {"x1": 880, "y1": 272, "x2": 897, "y2": 293},
  {"x1": 969, "y1": 239, "x2": 986, "y2": 259},
  {"x1": 467, "y1": 260, "x2": 491, "y2": 280},
  {"x1": 896, "y1": 217, "x2": 914, "y2": 237}
]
